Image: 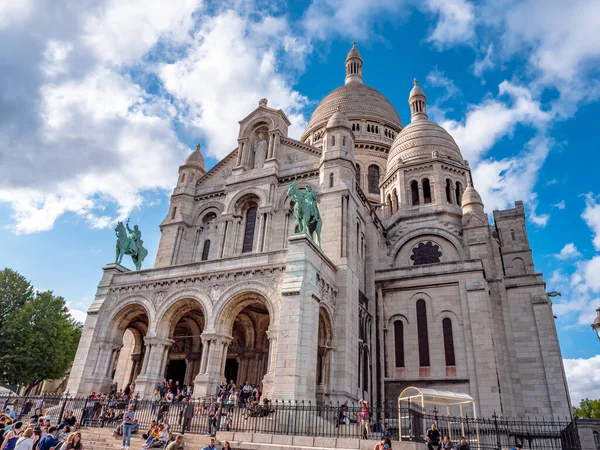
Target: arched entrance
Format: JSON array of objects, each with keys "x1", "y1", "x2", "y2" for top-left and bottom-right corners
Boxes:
[
  {"x1": 166, "y1": 300, "x2": 205, "y2": 392},
  {"x1": 109, "y1": 304, "x2": 149, "y2": 391},
  {"x1": 217, "y1": 292, "x2": 271, "y2": 388},
  {"x1": 316, "y1": 307, "x2": 333, "y2": 400}
]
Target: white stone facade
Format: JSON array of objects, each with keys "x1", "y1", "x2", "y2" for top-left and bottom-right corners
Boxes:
[{"x1": 66, "y1": 45, "x2": 571, "y2": 418}]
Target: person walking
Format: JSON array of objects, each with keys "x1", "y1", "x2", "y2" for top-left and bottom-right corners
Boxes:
[{"x1": 120, "y1": 405, "x2": 135, "y2": 450}]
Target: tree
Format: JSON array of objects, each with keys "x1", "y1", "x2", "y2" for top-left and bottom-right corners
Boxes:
[
  {"x1": 573, "y1": 398, "x2": 600, "y2": 418},
  {"x1": 0, "y1": 269, "x2": 82, "y2": 393},
  {"x1": 0, "y1": 268, "x2": 34, "y2": 330}
]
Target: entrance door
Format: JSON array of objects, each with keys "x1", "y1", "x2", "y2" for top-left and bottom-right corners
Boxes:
[
  {"x1": 166, "y1": 359, "x2": 187, "y2": 387},
  {"x1": 224, "y1": 358, "x2": 239, "y2": 384}
]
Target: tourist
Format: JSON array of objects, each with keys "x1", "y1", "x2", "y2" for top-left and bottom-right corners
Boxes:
[
  {"x1": 222, "y1": 441, "x2": 232, "y2": 450},
  {"x1": 510, "y1": 444, "x2": 523, "y2": 450},
  {"x1": 442, "y1": 436, "x2": 452, "y2": 450},
  {"x1": 1, "y1": 421, "x2": 24, "y2": 450},
  {"x1": 426, "y1": 424, "x2": 441, "y2": 450},
  {"x1": 373, "y1": 437, "x2": 390, "y2": 450},
  {"x1": 60, "y1": 412, "x2": 78, "y2": 431},
  {"x1": 181, "y1": 399, "x2": 194, "y2": 435},
  {"x1": 455, "y1": 438, "x2": 470, "y2": 450},
  {"x1": 165, "y1": 435, "x2": 183, "y2": 450},
  {"x1": 337, "y1": 401, "x2": 349, "y2": 426},
  {"x1": 201, "y1": 438, "x2": 216, "y2": 450},
  {"x1": 13, "y1": 429, "x2": 33, "y2": 450},
  {"x1": 63, "y1": 432, "x2": 82, "y2": 450},
  {"x1": 20, "y1": 402, "x2": 33, "y2": 421},
  {"x1": 120, "y1": 405, "x2": 135, "y2": 450},
  {"x1": 36, "y1": 427, "x2": 58, "y2": 450},
  {"x1": 358, "y1": 400, "x2": 370, "y2": 440},
  {"x1": 59, "y1": 426, "x2": 71, "y2": 443},
  {"x1": 31, "y1": 427, "x2": 41, "y2": 450},
  {"x1": 223, "y1": 414, "x2": 232, "y2": 431}
]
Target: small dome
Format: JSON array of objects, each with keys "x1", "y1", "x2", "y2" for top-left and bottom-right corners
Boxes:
[
  {"x1": 386, "y1": 120, "x2": 463, "y2": 173},
  {"x1": 346, "y1": 45, "x2": 362, "y2": 62},
  {"x1": 462, "y1": 182, "x2": 483, "y2": 208},
  {"x1": 326, "y1": 108, "x2": 352, "y2": 130},
  {"x1": 183, "y1": 144, "x2": 206, "y2": 170},
  {"x1": 410, "y1": 78, "x2": 425, "y2": 99}
]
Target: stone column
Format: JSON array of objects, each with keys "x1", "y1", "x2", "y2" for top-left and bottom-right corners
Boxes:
[
  {"x1": 235, "y1": 142, "x2": 244, "y2": 167},
  {"x1": 262, "y1": 330, "x2": 277, "y2": 398},
  {"x1": 273, "y1": 133, "x2": 280, "y2": 159},
  {"x1": 267, "y1": 134, "x2": 275, "y2": 159},
  {"x1": 254, "y1": 213, "x2": 264, "y2": 253},
  {"x1": 128, "y1": 354, "x2": 142, "y2": 386},
  {"x1": 134, "y1": 336, "x2": 173, "y2": 398},
  {"x1": 193, "y1": 333, "x2": 232, "y2": 398}
]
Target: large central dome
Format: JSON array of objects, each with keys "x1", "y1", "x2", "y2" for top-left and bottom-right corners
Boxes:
[{"x1": 301, "y1": 44, "x2": 402, "y2": 143}]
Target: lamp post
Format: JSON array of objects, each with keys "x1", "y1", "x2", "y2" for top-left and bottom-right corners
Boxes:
[{"x1": 592, "y1": 308, "x2": 600, "y2": 342}]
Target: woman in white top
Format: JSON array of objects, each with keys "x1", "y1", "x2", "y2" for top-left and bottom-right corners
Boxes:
[{"x1": 14, "y1": 429, "x2": 33, "y2": 450}]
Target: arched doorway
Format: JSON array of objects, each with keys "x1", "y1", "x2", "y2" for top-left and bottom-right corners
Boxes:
[
  {"x1": 316, "y1": 307, "x2": 333, "y2": 400},
  {"x1": 166, "y1": 300, "x2": 205, "y2": 392},
  {"x1": 109, "y1": 304, "x2": 149, "y2": 391},
  {"x1": 219, "y1": 293, "x2": 271, "y2": 389}
]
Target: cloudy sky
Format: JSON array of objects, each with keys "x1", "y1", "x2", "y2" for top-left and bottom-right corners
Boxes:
[{"x1": 0, "y1": 0, "x2": 599, "y2": 407}]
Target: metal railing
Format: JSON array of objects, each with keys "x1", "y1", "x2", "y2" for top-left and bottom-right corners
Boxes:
[{"x1": 0, "y1": 395, "x2": 580, "y2": 450}]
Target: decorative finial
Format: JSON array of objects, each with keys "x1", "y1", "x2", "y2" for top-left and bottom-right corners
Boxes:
[
  {"x1": 414, "y1": 78, "x2": 418, "y2": 86},
  {"x1": 351, "y1": 40, "x2": 357, "y2": 48},
  {"x1": 259, "y1": 98, "x2": 268, "y2": 107},
  {"x1": 195, "y1": 143, "x2": 201, "y2": 152}
]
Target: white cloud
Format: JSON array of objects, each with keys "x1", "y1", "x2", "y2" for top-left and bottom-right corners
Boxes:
[
  {"x1": 553, "y1": 200, "x2": 566, "y2": 210},
  {"x1": 556, "y1": 243, "x2": 582, "y2": 260},
  {"x1": 424, "y1": 0, "x2": 475, "y2": 47},
  {"x1": 68, "y1": 308, "x2": 88, "y2": 324},
  {"x1": 564, "y1": 355, "x2": 600, "y2": 407},
  {"x1": 426, "y1": 68, "x2": 460, "y2": 102},
  {"x1": 157, "y1": 10, "x2": 308, "y2": 160},
  {"x1": 0, "y1": 0, "x2": 34, "y2": 29},
  {"x1": 473, "y1": 43, "x2": 494, "y2": 78},
  {"x1": 82, "y1": 0, "x2": 202, "y2": 66},
  {"x1": 440, "y1": 81, "x2": 551, "y2": 165},
  {"x1": 582, "y1": 194, "x2": 600, "y2": 251}
]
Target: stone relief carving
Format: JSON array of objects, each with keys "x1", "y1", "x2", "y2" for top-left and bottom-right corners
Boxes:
[
  {"x1": 316, "y1": 273, "x2": 338, "y2": 306},
  {"x1": 410, "y1": 241, "x2": 442, "y2": 265},
  {"x1": 221, "y1": 168, "x2": 232, "y2": 178},
  {"x1": 284, "y1": 152, "x2": 298, "y2": 164}
]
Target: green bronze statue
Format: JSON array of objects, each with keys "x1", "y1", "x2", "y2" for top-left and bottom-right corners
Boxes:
[
  {"x1": 287, "y1": 182, "x2": 322, "y2": 247},
  {"x1": 115, "y1": 218, "x2": 148, "y2": 270}
]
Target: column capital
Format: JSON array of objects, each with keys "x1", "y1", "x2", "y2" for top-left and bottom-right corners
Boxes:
[
  {"x1": 200, "y1": 332, "x2": 232, "y2": 345},
  {"x1": 266, "y1": 329, "x2": 278, "y2": 340}
]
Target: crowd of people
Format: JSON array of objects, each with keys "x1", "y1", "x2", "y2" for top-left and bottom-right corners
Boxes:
[{"x1": 0, "y1": 403, "x2": 82, "y2": 450}]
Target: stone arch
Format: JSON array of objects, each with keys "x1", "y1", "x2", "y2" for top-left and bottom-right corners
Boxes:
[
  {"x1": 386, "y1": 313, "x2": 409, "y2": 328},
  {"x1": 512, "y1": 257, "x2": 525, "y2": 274},
  {"x1": 211, "y1": 284, "x2": 276, "y2": 333},
  {"x1": 434, "y1": 309, "x2": 463, "y2": 326},
  {"x1": 195, "y1": 202, "x2": 224, "y2": 225},
  {"x1": 389, "y1": 227, "x2": 465, "y2": 267},
  {"x1": 226, "y1": 188, "x2": 267, "y2": 214},
  {"x1": 101, "y1": 296, "x2": 153, "y2": 341},
  {"x1": 154, "y1": 290, "x2": 211, "y2": 337},
  {"x1": 238, "y1": 117, "x2": 276, "y2": 140}
]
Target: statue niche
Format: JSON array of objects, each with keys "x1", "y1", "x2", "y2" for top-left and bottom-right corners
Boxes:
[{"x1": 248, "y1": 128, "x2": 269, "y2": 170}]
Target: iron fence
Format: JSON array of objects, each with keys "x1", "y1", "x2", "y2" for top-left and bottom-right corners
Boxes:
[{"x1": 0, "y1": 395, "x2": 580, "y2": 450}]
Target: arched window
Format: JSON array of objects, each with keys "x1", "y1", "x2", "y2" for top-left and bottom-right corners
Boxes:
[
  {"x1": 387, "y1": 194, "x2": 393, "y2": 214},
  {"x1": 416, "y1": 300, "x2": 430, "y2": 367},
  {"x1": 242, "y1": 206, "x2": 257, "y2": 253},
  {"x1": 392, "y1": 189, "x2": 398, "y2": 213},
  {"x1": 367, "y1": 124, "x2": 371, "y2": 133},
  {"x1": 201, "y1": 240, "x2": 210, "y2": 261},
  {"x1": 446, "y1": 179, "x2": 452, "y2": 203},
  {"x1": 356, "y1": 164, "x2": 361, "y2": 186},
  {"x1": 329, "y1": 173, "x2": 334, "y2": 188},
  {"x1": 455, "y1": 182, "x2": 463, "y2": 206},
  {"x1": 352, "y1": 123, "x2": 355, "y2": 131},
  {"x1": 376, "y1": 125, "x2": 379, "y2": 134},
  {"x1": 332, "y1": 135, "x2": 335, "y2": 146},
  {"x1": 356, "y1": 123, "x2": 360, "y2": 131},
  {"x1": 343, "y1": 136, "x2": 346, "y2": 146},
  {"x1": 411, "y1": 181, "x2": 420, "y2": 206},
  {"x1": 423, "y1": 178, "x2": 432, "y2": 204},
  {"x1": 511, "y1": 229, "x2": 516, "y2": 241},
  {"x1": 180, "y1": 173, "x2": 185, "y2": 183},
  {"x1": 593, "y1": 431, "x2": 600, "y2": 448},
  {"x1": 171, "y1": 206, "x2": 177, "y2": 220},
  {"x1": 442, "y1": 318, "x2": 456, "y2": 366},
  {"x1": 356, "y1": 222, "x2": 360, "y2": 253},
  {"x1": 394, "y1": 321, "x2": 404, "y2": 368},
  {"x1": 362, "y1": 348, "x2": 369, "y2": 392},
  {"x1": 368, "y1": 165, "x2": 380, "y2": 194}
]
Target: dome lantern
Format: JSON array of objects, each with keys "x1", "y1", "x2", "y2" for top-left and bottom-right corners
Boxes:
[
  {"x1": 345, "y1": 41, "x2": 364, "y2": 85},
  {"x1": 461, "y1": 181, "x2": 485, "y2": 218},
  {"x1": 409, "y1": 78, "x2": 427, "y2": 122},
  {"x1": 182, "y1": 143, "x2": 206, "y2": 171}
]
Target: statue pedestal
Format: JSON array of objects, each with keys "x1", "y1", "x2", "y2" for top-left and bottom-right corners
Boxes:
[{"x1": 271, "y1": 234, "x2": 337, "y2": 402}]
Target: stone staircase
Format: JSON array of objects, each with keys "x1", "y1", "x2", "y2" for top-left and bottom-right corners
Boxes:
[{"x1": 78, "y1": 427, "x2": 218, "y2": 450}]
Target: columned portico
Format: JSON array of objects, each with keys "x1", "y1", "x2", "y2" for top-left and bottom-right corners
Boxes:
[
  {"x1": 134, "y1": 336, "x2": 174, "y2": 397},
  {"x1": 193, "y1": 332, "x2": 231, "y2": 397}
]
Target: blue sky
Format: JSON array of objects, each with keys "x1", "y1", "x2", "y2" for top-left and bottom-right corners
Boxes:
[{"x1": 0, "y1": 0, "x2": 599, "y2": 405}]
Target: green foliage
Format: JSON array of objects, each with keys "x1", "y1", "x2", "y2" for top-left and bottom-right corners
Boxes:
[
  {"x1": 573, "y1": 398, "x2": 600, "y2": 418},
  {"x1": 0, "y1": 268, "x2": 82, "y2": 391}
]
